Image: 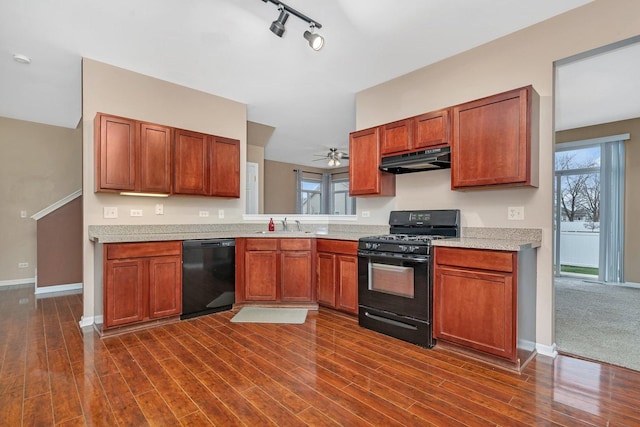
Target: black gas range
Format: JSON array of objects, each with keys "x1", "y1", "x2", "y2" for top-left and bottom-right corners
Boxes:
[{"x1": 357, "y1": 209, "x2": 460, "y2": 348}]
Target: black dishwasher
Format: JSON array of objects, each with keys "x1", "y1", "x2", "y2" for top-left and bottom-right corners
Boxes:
[{"x1": 181, "y1": 239, "x2": 235, "y2": 319}]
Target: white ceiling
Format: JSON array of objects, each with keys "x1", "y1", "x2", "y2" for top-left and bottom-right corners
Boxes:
[{"x1": 1, "y1": 0, "x2": 596, "y2": 166}]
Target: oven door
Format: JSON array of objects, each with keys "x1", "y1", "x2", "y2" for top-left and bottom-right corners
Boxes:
[{"x1": 358, "y1": 252, "x2": 430, "y2": 321}]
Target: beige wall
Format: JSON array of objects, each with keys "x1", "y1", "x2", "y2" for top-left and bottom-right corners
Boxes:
[
  {"x1": 0, "y1": 117, "x2": 81, "y2": 284},
  {"x1": 354, "y1": 0, "x2": 640, "y2": 349},
  {"x1": 82, "y1": 59, "x2": 247, "y2": 323},
  {"x1": 556, "y1": 118, "x2": 640, "y2": 283}
]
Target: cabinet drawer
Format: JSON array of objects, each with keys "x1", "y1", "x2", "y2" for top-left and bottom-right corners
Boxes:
[
  {"x1": 317, "y1": 239, "x2": 357, "y2": 255},
  {"x1": 280, "y1": 238, "x2": 311, "y2": 251},
  {"x1": 106, "y1": 241, "x2": 181, "y2": 260},
  {"x1": 435, "y1": 247, "x2": 514, "y2": 273},
  {"x1": 245, "y1": 238, "x2": 278, "y2": 251}
]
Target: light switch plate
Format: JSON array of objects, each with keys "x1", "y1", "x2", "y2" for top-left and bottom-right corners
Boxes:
[
  {"x1": 199, "y1": 211, "x2": 209, "y2": 217},
  {"x1": 155, "y1": 204, "x2": 164, "y2": 215}
]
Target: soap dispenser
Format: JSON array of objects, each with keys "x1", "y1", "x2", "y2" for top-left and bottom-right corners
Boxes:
[{"x1": 268, "y1": 218, "x2": 275, "y2": 232}]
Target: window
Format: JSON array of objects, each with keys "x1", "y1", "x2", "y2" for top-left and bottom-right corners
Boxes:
[
  {"x1": 554, "y1": 135, "x2": 626, "y2": 283},
  {"x1": 295, "y1": 170, "x2": 355, "y2": 215}
]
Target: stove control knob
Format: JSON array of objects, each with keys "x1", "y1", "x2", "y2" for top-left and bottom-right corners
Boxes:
[
  {"x1": 373, "y1": 243, "x2": 380, "y2": 250},
  {"x1": 399, "y1": 245, "x2": 408, "y2": 252},
  {"x1": 365, "y1": 242, "x2": 371, "y2": 249}
]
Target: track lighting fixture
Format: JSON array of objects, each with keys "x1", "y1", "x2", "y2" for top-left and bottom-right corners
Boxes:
[
  {"x1": 304, "y1": 24, "x2": 324, "y2": 51},
  {"x1": 261, "y1": 0, "x2": 324, "y2": 51},
  {"x1": 270, "y1": 7, "x2": 288, "y2": 37}
]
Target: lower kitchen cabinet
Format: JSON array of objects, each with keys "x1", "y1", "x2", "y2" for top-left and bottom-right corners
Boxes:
[
  {"x1": 316, "y1": 239, "x2": 358, "y2": 315},
  {"x1": 433, "y1": 246, "x2": 536, "y2": 368},
  {"x1": 236, "y1": 238, "x2": 315, "y2": 305},
  {"x1": 104, "y1": 241, "x2": 182, "y2": 329}
]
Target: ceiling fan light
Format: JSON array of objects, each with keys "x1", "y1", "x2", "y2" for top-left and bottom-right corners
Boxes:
[
  {"x1": 270, "y1": 9, "x2": 289, "y2": 37},
  {"x1": 328, "y1": 158, "x2": 336, "y2": 167},
  {"x1": 304, "y1": 30, "x2": 324, "y2": 50}
]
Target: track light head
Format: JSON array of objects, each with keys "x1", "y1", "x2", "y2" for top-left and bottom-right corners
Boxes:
[
  {"x1": 270, "y1": 8, "x2": 289, "y2": 37},
  {"x1": 304, "y1": 26, "x2": 324, "y2": 51}
]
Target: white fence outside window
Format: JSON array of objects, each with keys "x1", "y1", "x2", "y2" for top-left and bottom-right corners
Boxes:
[{"x1": 559, "y1": 221, "x2": 599, "y2": 268}]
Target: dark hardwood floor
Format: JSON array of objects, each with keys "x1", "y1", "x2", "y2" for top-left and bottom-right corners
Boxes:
[{"x1": 1, "y1": 285, "x2": 640, "y2": 426}]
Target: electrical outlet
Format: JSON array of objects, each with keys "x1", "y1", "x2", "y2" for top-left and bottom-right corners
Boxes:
[
  {"x1": 199, "y1": 211, "x2": 209, "y2": 217},
  {"x1": 218, "y1": 209, "x2": 224, "y2": 219},
  {"x1": 18, "y1": 262, "x2": 29, "y2": 268},
  {"x1": 103, "y1": 207, "x2": 118, "y2": 219},
  {"x1": 507, "y1": 206, "x2": 525, "y2": 220},
  {"x1": 361, "y1": 211, "x2": 371, "y2": 218},
  {"x1": 20, "y1": 210, "x2": 27, "y2": 218},
  {"x1": 155, "y1": 204, "x2": 164, "y2": 215},
  {"x1": 130, "y1": 209, "x2": 143, "y2": 217}
]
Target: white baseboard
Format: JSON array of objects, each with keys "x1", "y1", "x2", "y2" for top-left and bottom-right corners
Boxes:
[
  {"x1": 35, "y1": 282, "x2": 82, "y2": 295},
  {"x1": 0, "y1": 278, "x2": 35, "y2": 288},
  {"x1": 79, "y1": 316, "x2": 94, "y2": 328},
  {"x1": 79, "y1": 314, "x2": 102, "y2": 328},
  {"x1": 536, "y1": 342, "x2": 558, "y2": 358}
]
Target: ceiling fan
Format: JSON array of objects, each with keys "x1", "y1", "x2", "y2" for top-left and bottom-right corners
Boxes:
[{"x1": 313, "y1": 148, "x2": 349, "y2": 167}]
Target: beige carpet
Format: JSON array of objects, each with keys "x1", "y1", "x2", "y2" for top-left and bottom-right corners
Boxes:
[
  {"x1": 555, "y1": 277, "x2": 640, "y2": 371},
  {"x1": 230, "y1": 307, "x2": 308, "y2": 324}
]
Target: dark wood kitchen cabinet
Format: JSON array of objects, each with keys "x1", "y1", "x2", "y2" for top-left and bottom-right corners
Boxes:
[
  {"x1": 349, "y1": 127, "x2": 396, "y2": 197},
  {"x1": 433, "y1": 246, "x2": 537, "y2": 369},
  {"x1": 104, "y1": 241, "x2": 182, "y2": 330},
  {"x1": 316, "y1": 239, "x2": 358, "y2": 315},
  {"x1": 381, "y1": 119, "x2": 412, "y2": 155},
  {"x1": 236, "y1": 238, "x2": 315, "y2": 305},
  {"x1": 210, "y1": 136, "x2": 240, "y2": 197},
  {"x1": 173, "y1": 129, "x2": 241, "y2": 197},
  {"x1": 380, "y1": 109, "x2": 450, "y2": 156},
  {"x1": 94, "y1": 113, "x2": 171, "y2": 194},
  {"x1": 451, "y1": 85, "x2": 539, "y2": 190},
  {"x1": 413, "y1": 109, "x2": 450, "y2": 150}
]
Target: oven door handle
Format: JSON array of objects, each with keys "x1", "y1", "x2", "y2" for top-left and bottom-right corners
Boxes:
[
  {"x1": 358, "y1": 251, "x2": 430, "y2": 263},
  {"x1": 364, "y1": 311, "x2": 418, "y2": 331}
]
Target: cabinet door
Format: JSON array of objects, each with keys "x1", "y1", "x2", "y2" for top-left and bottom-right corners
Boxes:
[
  {"x1": 148, "y1": 255, "x2": 182, "y2": 319},
  {"x1": 173, "y1": 129, "x2": 209, "y2": 195},
  {"x1": 451, "y1": 86, "x2": 536, "y2": 189},
  {"x1": 245, "y1": 251, "x2": 278, "y2": 301},
  {"x1": 316, "y1": 252, "x2": 336, "y2": 307},
  {"x1": 381, "y1": 119, "x2": 412, "y2": 155},
  {"x1": 414, "y1": 109, "x2": 449, "y2": 149},
  {"x1": 336, "y1": 255, "x2": 358, "y2": 314},
  {"x1": 281, "y1": 251, "x2": 313, "y2": 302},
  {"x1": 104, "y1": 259, "x2": 145, "y2": 327},
  {"x1": 210, "y1": 136, "x2": 240, "y2": 198},
  {"x1": 349, "y1": 127, "x2": 395, "y2": 197},
  {"x1": 433, "y1": 266, "x2": 515, "y2": 361},
  {"x1": 96, "y1": 114, "x2": 136, "y2": 192},
  {"x1": 139, "y1": 122, "x2": 172, "y2": 194}
]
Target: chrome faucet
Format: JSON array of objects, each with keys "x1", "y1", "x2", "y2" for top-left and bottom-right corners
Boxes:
[
  {"x1": 281, "y1": 217, "x2": 288, "y2": 232},
  {"x1": 295, "y1": 220, "x2": 302, "y2": 232}
]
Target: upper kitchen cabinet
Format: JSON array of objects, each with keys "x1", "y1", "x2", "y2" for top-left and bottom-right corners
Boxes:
[
  {"x1": 413, "y1": 109, "x2": 450, "y2": 150},
  {"x1": 210, "y1": 136, "x2": 240, "y2": 198},
  {"x1": 139, "y1": 122, "x2": 172, "y2": 194},
  {"x1": 173, "y1": 130, "x2": 241, "y2": 198},
  {"x1": 95, "y1": 113, "x2": 172, "y2": 194},
  {"x1": 349, "y1": 127, "x2": 396, "y2": 197},
  {"x1": 95, "y1": 112, "x2": 239, "y2": 198},
  {"x1": 381, "y1": 119, "x2": 412, "y2": 155},
  {"x1": 173, "y1": 129, "x2": 210, "y2": 196},
  {"x1": 380, "y1": 109, "x2": 450, "y2": 156},
  {"x1": 451, "y1": 86, "x2": 539, "y2": 190}
]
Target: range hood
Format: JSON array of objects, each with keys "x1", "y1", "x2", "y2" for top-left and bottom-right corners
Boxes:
[{"x1": 379, "y1": 146, "x2": 451, "y2": 174}]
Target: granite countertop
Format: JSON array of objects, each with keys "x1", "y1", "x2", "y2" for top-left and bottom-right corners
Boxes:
[
  {"x1": 433, "y1": 227, "x2": 542, "y2": 251},
  {"x1": 88, "y1": 224, "x2": 388, "y2": 244},
  {"x1": 88, "y1": 224, "x2": 542, "y2": 251}
]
